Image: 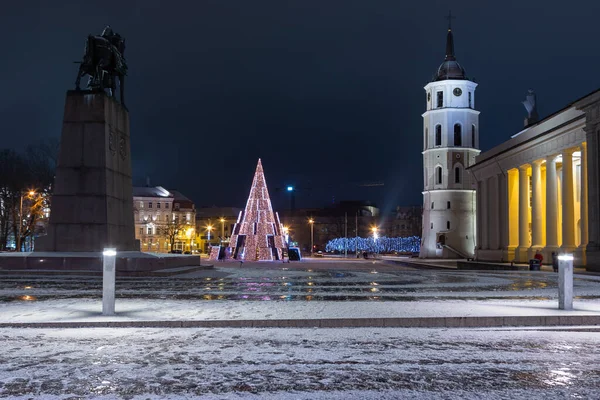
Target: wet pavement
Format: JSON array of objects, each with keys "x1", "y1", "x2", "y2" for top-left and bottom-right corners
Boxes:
[{"x1": 2, "y1": 260, "x2": 600, "y2": 302}]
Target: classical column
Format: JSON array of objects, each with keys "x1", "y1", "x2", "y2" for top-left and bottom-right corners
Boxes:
[
  {"x1": 491, "y1": 175, "x2": 501, "y2": 249},
  {"x1": 580, "y1": 142, "x2": 589, "y2": 247},
  {"x1": 562, "y1": 149, "x2": 576, "y2": 250},
  {"x1": 480, "y1": 178, "x2": 489, "y2": 250},
  {"x1": 476, "y1": 179, "x2": 482, "y2": 250},
  {"x1": 516, "y1": 164, "x2": 530, "y2": 260},
  {"x1": 546, "y1": 155, "x2": 559, "y2": 249},
  {"x1": 531, "y1": 160, "x2": 544, "y2": 248},
  {"x1": 498, "y1": 172, "x2": 509, "y2": 252}
]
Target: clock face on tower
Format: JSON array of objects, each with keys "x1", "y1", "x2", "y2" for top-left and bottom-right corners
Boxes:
[{"x1": 453, "y1": 88, "x2": 462, "y2": 97}]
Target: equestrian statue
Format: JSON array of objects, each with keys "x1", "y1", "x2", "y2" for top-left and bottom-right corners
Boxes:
[{"x1": 75, "y1": 26, "x2": 128, "y2": 106}]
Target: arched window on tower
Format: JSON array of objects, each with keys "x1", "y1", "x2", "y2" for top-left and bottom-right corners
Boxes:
[
  {"x1": 435, "y1": 125, "x2": 442, "y2": 146},
  {"x1": 472, "y1": 124, "x2": 476, "y2": 148},
  {"x1": 454, "y1": 166, "x2": 461, "y2": 183},
  {"x1": 454, "y1": 124, "x2": 462, "y2": 146},
  {"x1": 436, "y1": 166, "x2": 442, "y2": 185}
]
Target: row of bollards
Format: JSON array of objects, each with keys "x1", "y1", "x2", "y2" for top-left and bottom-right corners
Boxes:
[{"x1": 99, "y1": 250, "x2": 576, "y2": 316}]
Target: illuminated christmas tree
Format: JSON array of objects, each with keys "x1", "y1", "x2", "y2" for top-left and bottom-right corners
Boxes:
[{"x1": 228, "y1": 159, "x2": 286, "y2": 261}]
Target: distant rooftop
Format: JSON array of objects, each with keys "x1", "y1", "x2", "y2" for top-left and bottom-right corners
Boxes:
[{"x1": 132, "y1": 186, "x2": 173, "y2": 198}]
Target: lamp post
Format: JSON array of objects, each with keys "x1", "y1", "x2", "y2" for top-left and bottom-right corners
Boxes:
[
  {"x1": 207, "y1": 225, "x2": 213, "y2": 253},
  {"x1": 372, "y1": 226, "x2": 379, "y2": 257},
  {"x1": 220, "y1": 218, "x2": 225, "y2": 240},
  {"x1": 17, "y1": 190, "x2": 35, "y2": 252},
  {"x1": 308, "y1": 219, "x2": 314, "y2": 256}
]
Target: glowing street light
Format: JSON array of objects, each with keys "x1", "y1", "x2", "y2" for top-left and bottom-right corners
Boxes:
[
  {"x1": 282, "y1": 226, "x2": 289, "y2": 245},
  {"x1": 287, "y1": 186, "x2": 294, "y2": 192},
  {"x1": 207, "y1": 225, "x2": 213, "y2": 242},
  {"x1": 220, "y1": 218, "x2": 225, "y2": 239},
  {"x1": 371, "y1": 226, "x2": 379, "y2": 239},
  {"x1": 308, "y1": 219, "x2": 314, "y2": 256}
]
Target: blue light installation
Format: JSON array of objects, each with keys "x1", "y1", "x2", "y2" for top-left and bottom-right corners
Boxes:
[{"x1": 325, "y1": 236, "x2": 420, "y2": 253}]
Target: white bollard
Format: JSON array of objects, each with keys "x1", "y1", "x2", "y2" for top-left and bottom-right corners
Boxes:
[
  {"x1": 102, "y1": 248, "x2": 117, "y2": 315},
  {"x1": 558, "y1": 254, "x2": 573, "y2": 310}
]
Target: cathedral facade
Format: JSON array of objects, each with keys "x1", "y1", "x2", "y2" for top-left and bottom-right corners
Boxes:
[
  {"x1": 419, "y1": 23, "x2": 480, "y2": 259},
  {"x1": 469, "y1": 89, "x2": 600, "y2": 271}
]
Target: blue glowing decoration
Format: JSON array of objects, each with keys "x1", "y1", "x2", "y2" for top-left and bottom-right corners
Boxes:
[
  {"x1": 325, "y1": 236, "x2": 420, "y2": 253},
  {"x1": 287, "y1": 186, "x2": 294, "y2": 192}
]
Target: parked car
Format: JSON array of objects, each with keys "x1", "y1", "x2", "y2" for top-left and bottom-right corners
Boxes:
[{"x1": 314, "y1": 251, "x2": 324, "y2": 257}]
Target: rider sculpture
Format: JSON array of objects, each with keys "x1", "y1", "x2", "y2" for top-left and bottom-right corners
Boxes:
[{"x1": 75, "y1": 26, "x2": 128, "y2": 106}]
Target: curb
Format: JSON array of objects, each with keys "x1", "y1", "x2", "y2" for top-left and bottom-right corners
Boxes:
[{"x1": 2, "y1": 315, "x2": 600, "y2": 329}]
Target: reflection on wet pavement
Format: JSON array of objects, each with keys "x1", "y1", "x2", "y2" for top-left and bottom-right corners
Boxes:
[{"x1": 1, "y1": 268, "x2": 599, "y2": 302}]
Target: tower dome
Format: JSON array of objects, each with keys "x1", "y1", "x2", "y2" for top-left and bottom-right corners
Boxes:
[{"x1": 433, "y1": 27, "x2": 467, "y2": 81}]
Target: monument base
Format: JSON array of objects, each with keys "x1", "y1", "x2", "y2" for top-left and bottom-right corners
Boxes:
[{"x1": 0, "y1": 252, "x2": 202, "y2": 276}]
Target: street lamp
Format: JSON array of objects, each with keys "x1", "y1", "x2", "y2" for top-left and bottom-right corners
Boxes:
[
  {"x1": 220, "y1": 218, "x2": 225, "y2": 240},
  {"x1": 308, "y1": 218, "x2": 314, "y2": 256},
  {"x1": 372, "y1": 226, "x2": 379, "y2": 256},
  {"x1": 17, "y1": 190, "x2": 36, "y2": 252}
]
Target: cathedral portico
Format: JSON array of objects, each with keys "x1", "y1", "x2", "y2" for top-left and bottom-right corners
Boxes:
[{"x1": 471, "y1": 96, "x2": 594, "y2": 266}]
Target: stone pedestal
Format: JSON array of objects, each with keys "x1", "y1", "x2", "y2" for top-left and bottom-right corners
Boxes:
[{"x1": 36, "y1": 90, "x2": 137, "y2": 252}]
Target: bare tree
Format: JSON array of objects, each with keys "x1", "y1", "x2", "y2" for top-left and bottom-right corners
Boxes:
[
  {"x1": 158, "y1": 218, "x2": 188, "y2": 252},
  {"x1": 0, "y1": 139, "x2": 57, "y2": 251}
]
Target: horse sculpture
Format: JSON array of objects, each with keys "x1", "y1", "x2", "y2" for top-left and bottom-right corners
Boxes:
[{"x1": 75, "y1": 26, "x2": 128, "y2": 106}]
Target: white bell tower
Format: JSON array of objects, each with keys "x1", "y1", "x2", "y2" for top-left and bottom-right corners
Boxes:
[{"x1": 420, "y1": 16, "x2": 480, "y2": 259}]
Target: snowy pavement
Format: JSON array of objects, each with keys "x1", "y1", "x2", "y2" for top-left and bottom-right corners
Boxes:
[
  {"x1": 1, "y1": 262, "x2": 600, "y2": 398},
  {"x1": 1, "y1": 327, "x2": 599, "y2": 399}
]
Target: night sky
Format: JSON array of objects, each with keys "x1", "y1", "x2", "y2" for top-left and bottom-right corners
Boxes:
[{"x1": 2, "y1": 0, "x2": 599, "y2": 214}]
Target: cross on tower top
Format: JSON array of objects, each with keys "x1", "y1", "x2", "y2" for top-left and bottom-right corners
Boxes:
[{"x1": 446, "y1": 10, "x2": 456, "y2": 31}]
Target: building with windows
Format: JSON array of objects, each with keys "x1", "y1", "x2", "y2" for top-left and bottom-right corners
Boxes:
[
  {"x1": 132, "y1": 186, "x2": 196, "y2": 253},
  {"x1": 420, "y1": 22, "x2": 480, "y2": 259},
  {"x1": 469, "y1": 89, "x2": 600, "y2": 269}
]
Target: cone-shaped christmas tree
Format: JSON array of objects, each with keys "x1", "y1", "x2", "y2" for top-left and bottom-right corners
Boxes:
[{"x1": 228, "y1": 159, "x2": 286, "y2": 261}]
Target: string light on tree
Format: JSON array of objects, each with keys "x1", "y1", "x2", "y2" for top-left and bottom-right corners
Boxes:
[{"x1": 220, "y1": 159, "x2": 287, "y2": 261}]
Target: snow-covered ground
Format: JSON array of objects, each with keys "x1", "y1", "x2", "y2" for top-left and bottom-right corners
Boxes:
[
  {"x1": 1, "y1": 327, "x2": 599, "y2": 399},
  {"x1": 1, "y1": 263, "x2": 599, "y2": 398}
]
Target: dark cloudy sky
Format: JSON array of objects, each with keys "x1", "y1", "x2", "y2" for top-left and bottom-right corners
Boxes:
[{"x1": 2, "y1": 0, "x2": 599, "y2": 214}]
